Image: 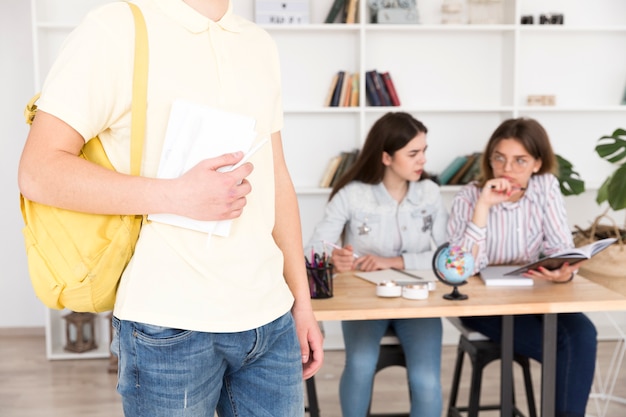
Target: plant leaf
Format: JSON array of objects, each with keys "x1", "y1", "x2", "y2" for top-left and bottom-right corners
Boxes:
[
  {"x1": 556, "y1": 154, "x2": 585, "y2": 196},
  {"x1": 596, "y1": 129, "x2": 626, "y2": 164},
  {"x1": 596, "y1": 176, "x2": 611, "y2": 205},
  {"x1": 607, "y1": 164, "x2": 626, "y2": 210}
]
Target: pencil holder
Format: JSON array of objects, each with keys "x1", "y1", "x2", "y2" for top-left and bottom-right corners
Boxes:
[{"x1": 307, "y1": 264, "x2": 334, "y2": 299}]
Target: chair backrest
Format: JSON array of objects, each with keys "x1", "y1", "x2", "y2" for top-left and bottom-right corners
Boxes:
[{"x1": 447, "y1": 317, "x2": 490, "y2": 342}]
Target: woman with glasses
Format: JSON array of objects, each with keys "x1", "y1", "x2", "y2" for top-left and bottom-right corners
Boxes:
[{"x1": 447, "y1": 117, "x2": 597, "y2": 417}]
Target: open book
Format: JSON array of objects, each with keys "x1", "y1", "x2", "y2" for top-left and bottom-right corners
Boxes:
[{"x1": 504, "y1": 237, "x2": 617, "y2": 276}]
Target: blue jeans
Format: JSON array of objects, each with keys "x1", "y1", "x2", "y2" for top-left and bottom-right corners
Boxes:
[
  {"x1": 111, "y1": 312, "x2": 304, "y2": 417},
  {"x1": 461, "y1": 313, "x2": 597, "y2": 417},
  {"x1": 339, "y1": 318, "x2": 443, "y2": 417}
]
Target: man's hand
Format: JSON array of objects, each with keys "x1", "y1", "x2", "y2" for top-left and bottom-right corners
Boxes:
[
  {"x1": 292, "y1": 307, "x2": 324, "y2": 380},
  {"x1": 172, "y1": 152, "x2": 253, "y2": 221}
]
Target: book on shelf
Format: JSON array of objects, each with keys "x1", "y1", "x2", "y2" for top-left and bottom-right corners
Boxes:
[
  {"x1": 324, "y1": 72, "x2": 340, "y2": 107},
  {"x1": 504, "y1": 238, "x2": 618, "y2": 276},
  {"x1": 350, "y1": 73, "x2": 360, "y2": 107},
  {"x1": 320, "y1": 149, "x2": 359, "y2": 188},
  {"x1": 330, "y1": 150, "x2": 358, "y2": 187},
  {"x1": 458, "y1": 153, "x2": 482, "y2": 185},
  {"x1": 330, "y1": 71, "x2": 346, "y2": 107},
  {"x1": 381, "y1": 71, "x2": 401, "y2": 106},
  {"x1": 319, "y1": 154, "x2": 343, "y2": 188},
  {"x1": 364, "y1": 71, "x2": 382, "y2": 106},
  {"x1": 448, "y1": 152, "x2": 479, "y2": 185},
  {"x1": 340, "y1": 73, "x2": 353, "y2": 107},
  {"x1": 345, "y1": 0, "x2": 358, "y2": 24},
  {"x1": 438, "y1": 155, "x2": 468, "y2": 185},
  {"x1": 325, "y1": 0, "x2": 347, "y2": 23},
  {"x1": 368, "y1": 70, "x2": 391, "y2": 106}
]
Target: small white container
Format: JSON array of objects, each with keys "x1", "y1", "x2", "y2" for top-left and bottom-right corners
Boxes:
[
  {"x1": 402, "y1": 283, "x2": 429, "y2": 300},
  {"x1": 376, "y1": 281, "x2": 402, "y2": 297}
]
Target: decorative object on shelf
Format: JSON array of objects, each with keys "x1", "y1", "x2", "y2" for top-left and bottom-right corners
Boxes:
[
  {"x1": 432, "y1": 243, "x2": 473, "y2": 301},
  {"x1": 441, "y1": 0, "x2": 465, "y2": 24},
  {"x1": 527, "y1": 94, "x2": 556, "y2": 106},
  {"x1": 368, "y1": 0, "x2": 419, "y2": 24},
  {"x1": 63, "y1": 312, "x2": 98, "y2": 353},
  {"x1": 255, "y1": 0, "x2": 310, "y2": 25},
  {"x1": 539, "y1": 13, "x2": 564, "y2": 25},
  {"x1": 467, "y1": 0, "x2": 502, "y2": 24},
  {"x1": 520, "y1": 15, "x2": 533, "y2": 24}
]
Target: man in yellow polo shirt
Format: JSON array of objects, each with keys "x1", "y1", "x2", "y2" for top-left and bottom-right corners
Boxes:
[{"x1": 18, "y1": 1, "x2": 323, "y2": 416}]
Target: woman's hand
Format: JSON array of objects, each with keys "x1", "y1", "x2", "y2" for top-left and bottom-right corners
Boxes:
[
  {"x1": 479, "y1": 178, "x2": 525, "y2": 207},
  {"x1": 524, "y1": 261, "x2": 584, "y2": 283},
  {"x1": 330, "y1": 245, "x2": 358, "y2": 273}
]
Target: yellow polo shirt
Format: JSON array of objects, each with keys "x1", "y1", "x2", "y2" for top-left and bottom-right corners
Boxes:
[{"x1": 37, "y1": 0, "x2": 294, "y2": 332}]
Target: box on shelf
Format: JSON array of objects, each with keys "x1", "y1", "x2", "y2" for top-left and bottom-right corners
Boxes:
[
  {"x1": 255, "y1": 0, "x2": 310, "y2": 25},
  {"x1": 468, "y1": 0, "x2": 503, "y2": 24}
]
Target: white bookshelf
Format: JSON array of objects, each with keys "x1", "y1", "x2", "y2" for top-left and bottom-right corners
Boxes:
[{"x1": 31, "y1": 0, "x2": 626, "y2": 357}]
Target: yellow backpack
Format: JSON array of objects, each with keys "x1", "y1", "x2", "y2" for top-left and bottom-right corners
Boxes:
[{"x1": 20, "y1": 2, "x2": 147, "y2": 313}]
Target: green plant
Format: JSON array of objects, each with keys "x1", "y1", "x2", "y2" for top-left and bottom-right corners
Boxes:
[
  {"x1": 595, "y1": 128, "x2": 626, "y2": 211},
  {"x1": 556, "y1": 154, "x2": 585, "y2": 196}
]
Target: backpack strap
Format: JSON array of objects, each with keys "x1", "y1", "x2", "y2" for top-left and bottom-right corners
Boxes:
[{"x1": 128, "y1": 2, "x2": 148, "y2": 176}]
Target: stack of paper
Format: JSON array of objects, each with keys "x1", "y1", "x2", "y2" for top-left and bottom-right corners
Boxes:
[{"x1": 148, "y1": 99, "x2": 258, "y2": 237}]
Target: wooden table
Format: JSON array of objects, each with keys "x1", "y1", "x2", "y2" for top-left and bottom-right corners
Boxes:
[{"x1": 311, "y1": 273, "x2": 626, "y2": 417}]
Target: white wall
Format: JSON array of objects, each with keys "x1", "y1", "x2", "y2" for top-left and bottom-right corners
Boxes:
[
  {"x1": 1, "y1": 1, "x2": 624, "y2": 334},
  {"x1": 0, "y1": 0, "x2": 47, "y2": 328}
]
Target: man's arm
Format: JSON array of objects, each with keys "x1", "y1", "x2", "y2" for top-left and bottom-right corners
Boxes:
[
  {"x1": 270, "y1": 131, "x2": 324, "y2": 380},
  {"x1": 18, "y1": 110, "x2": 252, "y2": 221}
]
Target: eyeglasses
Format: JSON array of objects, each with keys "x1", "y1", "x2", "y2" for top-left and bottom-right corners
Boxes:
[{"x1": 489, "y1": 154, "x2": 532, "y2": 172}]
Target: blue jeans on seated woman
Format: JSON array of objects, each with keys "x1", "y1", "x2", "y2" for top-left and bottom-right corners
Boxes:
[
  {"x1": 461, "y1": 313, "x2": 597, "y2": 417},
  {"x1": 111, "y1": 312, "x2": 304, "y2": 417},
  {"x1": 339, "y1": 317, "x2": 443, "y2": 417}
]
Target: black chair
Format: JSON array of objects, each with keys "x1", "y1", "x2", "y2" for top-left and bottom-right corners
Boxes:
[
  {"x1": 367, "y1": 328, "x2": 410, "y2": 417},
  {"x1": 446, "y1": 318, "x2": 537, "y2": 417}
]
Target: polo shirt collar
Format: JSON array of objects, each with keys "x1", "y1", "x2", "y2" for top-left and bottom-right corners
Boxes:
[{"x1": 152, "y1": 0, "x2": 242, "y2": 33}]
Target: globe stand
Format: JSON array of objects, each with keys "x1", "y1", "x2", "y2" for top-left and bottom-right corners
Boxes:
[
  {"x1": 443, "y1": 284, "x2": 468, "y2": 301},
  {"x1": 432, "y1": 242, "x2": 473, "y2": 301}
]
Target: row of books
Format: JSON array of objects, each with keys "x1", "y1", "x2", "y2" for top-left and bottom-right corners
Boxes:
[
  {"x1": 436, "y1": 152, "x2": 483, "y2": 185},
  {"x1": 325, "y1": 71, "x2": 360, "y2": 107},
  {"x1": 319, "y1": 149, "x2": 360, "y2": 188},
  {"x1": 325, "y1": 0, "x2": 359, "y2": 24},
  {"x1": 365, "y1": 70, "x2": 401, "y2": 107}
]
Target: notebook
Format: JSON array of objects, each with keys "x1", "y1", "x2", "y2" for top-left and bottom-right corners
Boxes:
[
  {"x1": 354, "y1": 269, "x2": 438, "y2": 286},
  {"x1": 479, "y1": 266, "x2": 534, "y2": 287}
]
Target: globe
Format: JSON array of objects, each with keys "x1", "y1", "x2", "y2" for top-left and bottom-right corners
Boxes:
[{"x1": 432, "y1": 243, "x2": 474, "y2": 300}]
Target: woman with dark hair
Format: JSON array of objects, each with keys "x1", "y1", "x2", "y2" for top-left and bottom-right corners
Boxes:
[
  {"x1": 306, "y1": 112, "x2": 448, "y2": 417},
  {"x1": 447, "y1": 117, "x2": 597, "y2": 417}
]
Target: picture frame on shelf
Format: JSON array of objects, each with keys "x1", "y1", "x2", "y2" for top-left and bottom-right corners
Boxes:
[{"x1": 255, "y1": 0, "x2": 310, "y2": 25}]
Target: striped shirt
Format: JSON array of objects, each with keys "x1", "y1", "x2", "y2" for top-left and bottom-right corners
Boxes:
[{"x1": 447, "y1": 174, "x2": 573, "y2": 273}]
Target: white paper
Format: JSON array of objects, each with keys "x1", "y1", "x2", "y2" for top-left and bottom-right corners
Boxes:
[{"x1": 148, "y1": 100, "x2": 258, "y2": 236}]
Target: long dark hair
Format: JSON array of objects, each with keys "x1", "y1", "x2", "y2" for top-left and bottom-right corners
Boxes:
[
  {"x1": 477, "y1": 117, "x2": 557, "y2": 187},
  {"x1": 330, "y1": 112, "x2": 428, "y2": 200}
]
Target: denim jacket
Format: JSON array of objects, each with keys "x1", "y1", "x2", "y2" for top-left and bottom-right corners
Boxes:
[{"x1": 306, "y1": 180, "x2": 448, "y2": 270}]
